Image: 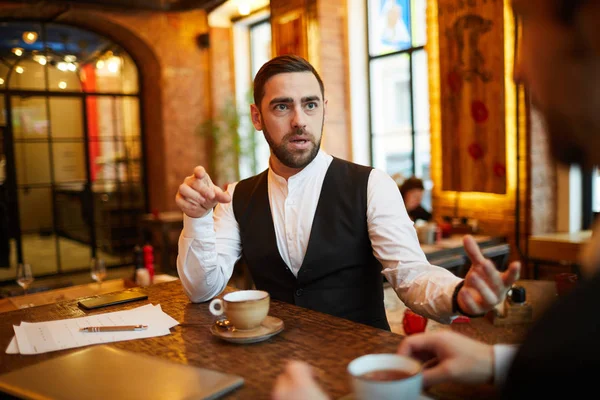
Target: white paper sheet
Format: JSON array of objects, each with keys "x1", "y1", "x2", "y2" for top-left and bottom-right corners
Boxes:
[{"x1": 6, "y1": 304, "x2": 179, "y2": 355}]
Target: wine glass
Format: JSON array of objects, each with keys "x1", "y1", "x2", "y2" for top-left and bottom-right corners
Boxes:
[
  {"x1": 16, "y1": 263, "x2": 34, "y2": 295},
  {"x1": 90, "y1": 258, "x2": 107, "y2": 289}
]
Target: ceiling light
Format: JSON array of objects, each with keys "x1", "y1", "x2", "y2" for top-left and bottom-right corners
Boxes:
[
  {"x1": 58, "y1": 81, "x2": 67, "y2": 89},
  {"x1": 64, "y1": 55, "x2": 77, "y2": 63},
  {"x1": 34, "y1": 55, "x2": 47, "y2": 65},
  {"x1": 0, "y1": 78, "x2": 4, "y2": 85},
  {"x1": 67, "y1": 63, "x2": 77, "y2": 72},
  {"x1": 22, "y1": 31, "x2": 38, "y2": 44},
  {"x1": 15, "y1": 66, "x2": 24, "y2": 74},
  {"x1": 107, "y1": 57, "x2": 120, "y2": 73},
  {"x1": 96, "y1": 60, "x2": 105, "y2": 69},
  {"x1": 57, "y1": 62, "x2": 68, "y2": 71},
  {"x1": 12, "y1": 48, "x2": 23, "y2": 57},
  {"x1": 238, "y1": 2, "x2": 251, "y2": 15}
]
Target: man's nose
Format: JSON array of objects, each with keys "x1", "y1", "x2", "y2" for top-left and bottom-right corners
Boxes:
[{"x1": 291, "y1": 106, "x2": 307, "y2": 130}]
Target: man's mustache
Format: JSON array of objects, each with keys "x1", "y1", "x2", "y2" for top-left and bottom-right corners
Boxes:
[{"x1": 283, "y1": 128, "x2": 314, "y2": 141}]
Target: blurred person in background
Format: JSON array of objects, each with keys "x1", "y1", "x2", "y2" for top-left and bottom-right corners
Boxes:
[{"x1": 400, "y1": 177, "x2": 432, "y2": 222}]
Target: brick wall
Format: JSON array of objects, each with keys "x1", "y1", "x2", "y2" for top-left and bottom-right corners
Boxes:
[
  {"x1": 529, "y1": 106, "x2": 557, "y2": 235},
  {"x1": 208, "y1": 27, "x2": 238, "y2": 186}
]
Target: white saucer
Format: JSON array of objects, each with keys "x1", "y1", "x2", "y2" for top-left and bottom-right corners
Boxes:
[{"x1": 210, "y1": 316, "x2": 284, "y2": 344}]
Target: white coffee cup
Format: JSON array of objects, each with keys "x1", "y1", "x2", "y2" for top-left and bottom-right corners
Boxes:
[
  {"x1": 209, "y1": 290, "x2": 270, "y2": 330},
  {"x1": 348, "y1": 353, "x2": 423, "y2": 400}
]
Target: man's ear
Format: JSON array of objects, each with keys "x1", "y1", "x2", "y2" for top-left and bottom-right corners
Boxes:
[{"x1": 250, "y1": 104, "x2": 263, "y2": 131}]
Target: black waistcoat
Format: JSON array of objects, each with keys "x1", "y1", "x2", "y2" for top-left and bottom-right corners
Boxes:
[{"x1": 232, "y1": 157, "x2": 390, "y2": 330}]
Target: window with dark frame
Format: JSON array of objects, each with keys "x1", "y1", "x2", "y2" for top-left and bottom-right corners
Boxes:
[{"x1": 366, "y1": 0, "x2": 432, "y2": 210}]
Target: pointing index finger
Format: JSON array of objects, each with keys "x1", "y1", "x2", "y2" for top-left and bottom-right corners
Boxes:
[
  {"x1": 463, "y1": 235, "x2": 487, "y2": 265},
  {"x1": 194, "y1": 166, "x2": 207, "y2": 180}
]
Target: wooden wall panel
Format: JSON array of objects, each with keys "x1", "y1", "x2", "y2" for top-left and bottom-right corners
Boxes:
[{"x1": 438, "y1": 0, "x2": 506, "y2": 194}]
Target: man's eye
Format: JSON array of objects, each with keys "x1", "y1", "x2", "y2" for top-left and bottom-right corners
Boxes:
[
  {"x1": 306, "y1": 102, "x2": 317, "y2": 110},
  {"x1": 275, "y1": 104, "x2": 288, "y2": 111}
]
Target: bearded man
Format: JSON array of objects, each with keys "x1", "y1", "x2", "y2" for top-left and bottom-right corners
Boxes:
[{"x1": 175, "y1": 55, "x2": 518, "y2": 330}]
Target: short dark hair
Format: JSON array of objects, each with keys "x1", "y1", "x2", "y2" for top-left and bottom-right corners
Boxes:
[
  {"x1": 556, "y1": 0, "x2": 588, "y2": 23},
  {"x1": 399, "y1": 177, "x2": 425, "y2": 198},
  {"x1": 253, "y1": 55, "x2": 325, "y2": 109}
]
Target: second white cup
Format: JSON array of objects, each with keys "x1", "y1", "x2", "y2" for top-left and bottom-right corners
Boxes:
[{"x1": 348, "y1": 353, "x2": 423, "y2": 400}]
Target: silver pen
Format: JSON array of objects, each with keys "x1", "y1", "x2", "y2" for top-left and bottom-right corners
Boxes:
[{"x1": 79, "y1": 324, "x2": 148, "y2": 332}]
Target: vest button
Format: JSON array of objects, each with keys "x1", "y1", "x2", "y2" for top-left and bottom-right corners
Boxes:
[{"x1": 295, "y1": 289, "x2": 303, "y2": 297}]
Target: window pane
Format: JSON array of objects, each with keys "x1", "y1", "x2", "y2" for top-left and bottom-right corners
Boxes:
[
  {"x1": 8, "y1": 59, "x2": 46, "y2": 91},
  {"x1": 53, "y1": 142, "x2": 86, "y2": 184},
  {"x1": 14, "y1": 142, "x2": 51, "y2": 185},
  {"x1": 370, "y1": 54, "x2": 413, "y2": 176},
  {"x1": 50, "y1": 97, "x2": 83, "y2": 139},
  {"x1": 47, "y1": 61, "x2": 82, "y2": 92},
  {"x1": 10, "y1": 96, "x2": 48, "y2": 140},
  {"x1": 0, "y1": 63, "x2": 7, "y2": 88},
  {"x1": 368, "y1": 0, "x2": 412, "y2": 56},
  {"x1": 250, "y1": 21, "x2": 272, "y2": 78},
  {"x1": 411, "y1": 0, "x2": 427, "y2": 47},
  {"x1": 85, "y1": 51, "x2": 138, "y2": 94},
  {"x1": 0, "y1": 22, "x2": 44, "y2": 89},
  {"x1": 412, "y1": 50, "x2": 431, "y2": 209},
  {"x1": 243, "y1": 20, "x2": 272, "y2": 178},
  {"x1": 121, "y1": 97, "x2": 140, "y2": 139},
  {"x1": 18, "y1": 187, "x2": 54, "y2": 234}
]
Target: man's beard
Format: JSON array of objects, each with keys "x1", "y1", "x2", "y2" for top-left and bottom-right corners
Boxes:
[{"x1": 262, "y1": 118, "x2": 324, "y2": 169}]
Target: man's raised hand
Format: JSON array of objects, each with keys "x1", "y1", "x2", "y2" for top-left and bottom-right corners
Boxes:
[{"x1": 175, "y1": 166, "x2": 231, "y2": 218}]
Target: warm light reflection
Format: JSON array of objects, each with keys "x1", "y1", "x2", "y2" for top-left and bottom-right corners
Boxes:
[
  {"x1": 64, "y1": 55, "x2": 77, "y2": 63},
  {"x1": 15, "y1": 66, "x2": 24, "y2": 74},
  {"x1": 67, "y1": 63, "x2": 77, "y2": 72},
  {"x1": 34, "y1": 55, "x2": 47, "y2": 65},
  {"x1": 107, "y1": 57, "x2": 120, "y2": 73},
  {"x1": 57, "y1": 62, "x2": 68, "y2": 71},
  {"x1": 0, "y1": 78, "x2": 4, "y2": 85},
  {"x1": 96, "y1": 60, "x2": 105, "y2": 69},
  {"x1": 58, "y1": 81, "x2": 67, "y2": 89},
  {"x1": 238, "y1": 2, "x2": 251, "y2": 15},
  {"x1": 23, "y1": 31, "x2": 38, "y2": 44},
  {"x1": 12, "y1": 48, "x2": 23, "y2": 57}
]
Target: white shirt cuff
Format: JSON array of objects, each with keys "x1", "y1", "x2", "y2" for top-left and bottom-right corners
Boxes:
[
  {"x1": 182, "y1": 210, "x2": 214, "y2": 238},
  {"x1": 493, "y1": 344, "x2": 518, "y2": 386}
]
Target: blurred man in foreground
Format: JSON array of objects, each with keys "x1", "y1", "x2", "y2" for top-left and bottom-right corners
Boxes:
[{"x1": 273, "y1": 0, "x2": 600, "y2": 398}]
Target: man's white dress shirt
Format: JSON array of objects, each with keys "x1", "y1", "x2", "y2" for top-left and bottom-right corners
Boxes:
[{"x1": 177, "y1": 150, "x2": 462, "y2": 323}]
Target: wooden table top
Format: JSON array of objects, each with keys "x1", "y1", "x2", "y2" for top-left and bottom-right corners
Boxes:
[
  {"x1": 528, "y1": 230, "x2": 592, "y2": 264},
  {"x1": 0, "y1": 280, "x2": 553, "y2": 399}
]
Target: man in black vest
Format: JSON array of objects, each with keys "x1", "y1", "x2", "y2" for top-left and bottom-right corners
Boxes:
[
  {"x1": 273, "y1": 0, "x2": 600, "y2": 398},
  {"x1": 176, "y1": 55, "x2": 519, "y2": 331}
]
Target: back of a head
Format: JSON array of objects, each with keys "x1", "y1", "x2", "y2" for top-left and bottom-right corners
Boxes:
[
  {"x1": 253, "y1": 55, "x2": 325, "y2": 109},
  {"x1": 399, "y1": 177, "x2": 425, "y2": 198}
]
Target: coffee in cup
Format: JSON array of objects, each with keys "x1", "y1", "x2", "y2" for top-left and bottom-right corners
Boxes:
[
  {"x1": 348, "y1": 353, "x2": 422, "y2": 400},
  {"x1": 555, "y1": 272, "x2": 578, "y2": 297},
  {"x1": 209, "y1": 290, "x2": 270, "y2": 330}
]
